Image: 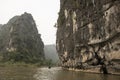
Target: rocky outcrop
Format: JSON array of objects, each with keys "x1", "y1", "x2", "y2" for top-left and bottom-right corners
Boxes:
[
  {"x1": 0, "y1": 12, "x2": 44, "y2": 63},
  {"x1": 0, "y1": 24, "x2": 2, "y2": 30},
  {"x1": 56, "y1": 0, "x2": 120, "y2": 74}
]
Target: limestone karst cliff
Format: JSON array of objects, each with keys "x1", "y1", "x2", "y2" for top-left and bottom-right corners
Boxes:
[
  {"x1": 56, "y1": 0, "x2": 120, "y2": 74},
  {"x1": 0, "y1": 12, "x2": 44, "y2": 63}
]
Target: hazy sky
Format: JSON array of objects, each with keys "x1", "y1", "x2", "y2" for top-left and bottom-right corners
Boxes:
[{"x1": 0, "y1": 0, "x2": 60, "y2": 45}]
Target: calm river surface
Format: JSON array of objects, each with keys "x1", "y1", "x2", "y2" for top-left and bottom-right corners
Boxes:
[{"x1": 0, "y1": 67, "x2": 119, "y2": 80}]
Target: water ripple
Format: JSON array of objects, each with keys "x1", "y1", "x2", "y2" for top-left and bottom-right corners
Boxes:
[{"x1": 34, "y1": 67, "x2": 61, "y2": 80}]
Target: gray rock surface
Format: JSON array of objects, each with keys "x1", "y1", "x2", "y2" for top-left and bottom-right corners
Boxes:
[
  {"x1": 56, "y1": 0, "x2": 120, "y2": 74},
  {"x1": 0, "y1": 12, "x2": 44, "y2": 63}
]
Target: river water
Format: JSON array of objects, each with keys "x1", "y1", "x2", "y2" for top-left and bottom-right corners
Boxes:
[{"x1": 0, "y1": 67, "x2": 119, "y2": 80}]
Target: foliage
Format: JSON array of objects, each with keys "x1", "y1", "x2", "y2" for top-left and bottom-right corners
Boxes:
[
  {"x1": 0, "y1": 59, "x2": 57, "y2": 67},
  {"x1": 1, "y1": 51, "x2": 42, "y2": 64},
  {"x1": 0, "y1": 50, "x2": 56, "y2": 67}
]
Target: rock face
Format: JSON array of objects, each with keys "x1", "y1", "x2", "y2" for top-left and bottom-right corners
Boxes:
[
  {"x1": 0, "y1": 12, "x2": 44, "y2": 63},
  {"x1": 56, "y1": 0, "x2": 120, "y2": 74}
]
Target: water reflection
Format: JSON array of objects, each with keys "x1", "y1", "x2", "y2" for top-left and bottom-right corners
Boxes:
[
  {"x1": 0, "y1": 66, "x2": 36, "y2": 80},
  {"x1": 34, "y1": 67, "x2": 120, "y2": 80},
  {"x1": 34, "y1": 67, "x2": 61, "y2": 80},
  {"x1": 0, "y1": 67, "x2": 119, "y2": 80}
]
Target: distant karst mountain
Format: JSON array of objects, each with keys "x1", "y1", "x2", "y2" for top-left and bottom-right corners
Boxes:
[
  {"x1": 0, "y1": 12, "x2": 44, "y2": 63},
  {"x1": 44, "y1": 44, "x2": 59, "y2": 63}
]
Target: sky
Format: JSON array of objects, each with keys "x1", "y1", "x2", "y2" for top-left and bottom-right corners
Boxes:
[{"x1": 0, "y1": 0, "x2": 60, "y2": 45}]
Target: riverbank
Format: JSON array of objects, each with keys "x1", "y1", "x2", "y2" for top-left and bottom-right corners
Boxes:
[
  {"x1": 0, "y1": 59, "x2": 58, "y2": 68},
  {"x1": 62, "y1": 65, "x2": 120, "y2": 75},
  {"x1": 0, "y1": 62, "x2": 53, "y2": 68},
  {"x1": 0, "y1": 62, "x2": 58, "y2": 68},
  {"x1": 0, "y1": 62, "x2": 37, "y2": 68}
]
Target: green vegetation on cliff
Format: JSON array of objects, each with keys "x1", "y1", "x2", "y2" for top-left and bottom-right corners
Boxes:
[{"x1": 0, "y1": 12, "x2": 44, "y2": 63}]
